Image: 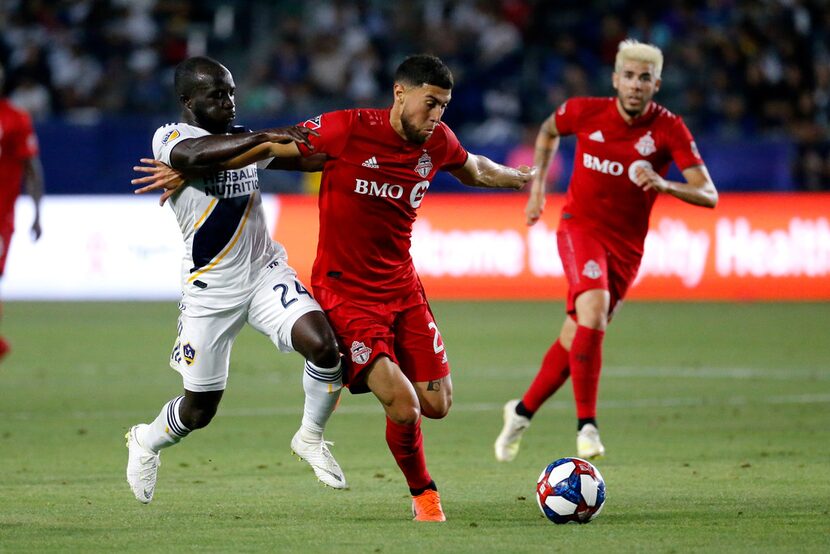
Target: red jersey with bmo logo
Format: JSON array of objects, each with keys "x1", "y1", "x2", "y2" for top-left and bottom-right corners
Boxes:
[
  {"x1": 298, "y1": 108, "x2": 468, "y2": 302},
  {"x1": 555, "y1": 97, "x2": 703, "y2": 256},
  {"x1": 0, "y1": 99, "x2": 39, "y2": 230}
]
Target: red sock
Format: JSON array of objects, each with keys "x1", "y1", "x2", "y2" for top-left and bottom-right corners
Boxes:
[
  {"x1": 569, "y1": 325, "x2": 605, "y2": 419},
  {"x1": 521, "y1": 340, "x2": 570, "y2": 412},
  {"x1": 385, "y1": 417, "x2": 431, "y2": 490}
]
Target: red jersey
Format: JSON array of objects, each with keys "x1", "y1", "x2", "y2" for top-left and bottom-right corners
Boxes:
[
  {"x1": 298, "y1": 108, "x2": 468, "y2": 302},
  {"x1": 0, "y1": 100, "x2": 39, "y2": 227},
  {"x1": 555, "y1": 97, "x2": 703, "y2": 256}
]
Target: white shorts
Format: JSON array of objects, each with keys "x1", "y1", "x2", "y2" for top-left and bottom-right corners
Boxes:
[{"x1": 169, "y1": 263, "x2": 321, "y2": 392}]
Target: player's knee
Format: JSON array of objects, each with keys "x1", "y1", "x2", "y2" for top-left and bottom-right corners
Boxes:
[
  {"x1": 421, "y1": 397, "x2": 451, "y2": 419},
  {"x1": 179, "y1": 405, "x2": 218, "y2": 430},
  {"x1": 307, "y1": 340, "x2": 340, "y2": 369},
  {"x1": 387, "y1": 404, "x2": 421, "y2": 425},
  {"x1": 576, "y1": 303, "x2": 608, "y2": 330},
  {"x1": 292, "y1": 312, "x2": 341, "y2": 368},
  {"x1": 579, "y1": 312, "x2": 607, "y2": 330},
  {"x1": 301, "y1": 331, "x2": 341, "y2": 368},
  {"x1": 421, "y1": 388, "x2": 452, "y2": 419}
]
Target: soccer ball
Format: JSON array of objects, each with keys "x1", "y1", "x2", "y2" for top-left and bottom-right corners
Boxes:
[{"x1": 536, "y1": 457, "x2": 606, "y2": 524}]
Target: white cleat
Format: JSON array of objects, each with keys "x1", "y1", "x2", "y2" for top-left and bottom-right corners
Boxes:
[
  {"x1": 291, "y1": 430, "x2": 348, "y2": 489},
  {"x1": 577, "y1": 423, "x2": 606, "y2": 459},
  {"x1": 494, "y1": 399, "x2": 531, "y2": 462},
  {"x1": 125, "y1": 424, "x2": 160, "y2": 504}
]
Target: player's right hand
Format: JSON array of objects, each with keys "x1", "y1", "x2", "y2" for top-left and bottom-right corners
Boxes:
[
  {"x1": 132, "y1": 159, "x2": 186, "y2": 206},
  {"x1": 264, "y1": 126, "x2": 319, "y2": 149},
  {"x1": 525, "y1": 193, "x2": 545, "y2": 226}
]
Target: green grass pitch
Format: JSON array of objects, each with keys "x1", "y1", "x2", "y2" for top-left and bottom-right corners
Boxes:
[{"x1": 1, "y1": 301, "x2": 828, "y2": 552}]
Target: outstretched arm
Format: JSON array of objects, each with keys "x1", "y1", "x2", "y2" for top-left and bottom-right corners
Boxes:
[
  {"x1": 23, "y1": 156, "x2": 45, "y2": 240},
  {"x1": 633, "y1": 164, "x2": 718, "y2": 208},
  {"x1": 266, "y1": 152, "x2": 327, "y2": 172},
  {"x1": 525, "y1": 113, "x2": 561, "y2": 226},
  {"x1": 133, "y1": 126, "x2": 313, "y2": 205},
  {"x1": 169, "y1": 126, "x2": 313, "y2": 173},
  {"x1": 449, "y1": 154, "x2": 535, "y2": 191}
]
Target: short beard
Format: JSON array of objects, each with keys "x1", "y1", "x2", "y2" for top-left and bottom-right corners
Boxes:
[
  {"x1": 618, "y1": 94, "x2": 648, "y2": 118},
  {"x1": 400, "y1": 115, "x2": 427, "y2": 144}
]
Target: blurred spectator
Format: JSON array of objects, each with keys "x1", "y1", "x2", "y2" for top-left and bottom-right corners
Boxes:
[{"x1": 8, "y1": 74, "x2": 51, "y2": 119}]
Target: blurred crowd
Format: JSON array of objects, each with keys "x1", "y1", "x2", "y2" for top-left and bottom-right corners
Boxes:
[{"x1": 1, "y1": 0, "x2": 829, "y2": 190}]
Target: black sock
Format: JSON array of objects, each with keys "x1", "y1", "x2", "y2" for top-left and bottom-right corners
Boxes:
[
  {"x1": 410, "y1": 480, "x2": 437, "y2": 497},
  {"x1": 578, "y1": 418, "x2": 597, "y2": 430},
  {"x1": 515, "y1": 401, "x2": 535, "y2": 419}
]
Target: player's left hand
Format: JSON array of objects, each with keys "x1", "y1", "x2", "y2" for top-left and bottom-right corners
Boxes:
[
  {"x1": 132, "y1": 159, "x2": 186, "y2": 206},
  {"x1": 634, "y1": 166, "x2": 668, "y2": 192}
]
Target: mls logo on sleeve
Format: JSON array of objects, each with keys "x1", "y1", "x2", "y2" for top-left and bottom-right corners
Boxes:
[
  {"x1": 304, "y1": 115, "x2": 322, "y2": 130},
  {"x1": 182, "y1": 343, "x2": 196, "y2": 366},
  {"x1": 161, "y1": 129, "x2": 180, "y2": 145}
]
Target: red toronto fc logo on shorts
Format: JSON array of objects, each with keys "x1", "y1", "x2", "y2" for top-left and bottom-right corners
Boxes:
[
  {"x1": 350, "y1": 341, "x2": 372, "y2": 365},
  {"x1": 582, "y1": 260, "x2": 602, "y2": 280}
]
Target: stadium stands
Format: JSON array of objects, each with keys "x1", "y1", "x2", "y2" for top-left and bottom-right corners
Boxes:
[{"x1": 1, "y1": 1, "x2": 827, "y2": 191}]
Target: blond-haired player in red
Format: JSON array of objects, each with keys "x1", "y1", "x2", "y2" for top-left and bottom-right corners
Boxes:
[{"x1": 495, "y1": 39, "x2": 718, "y2": 462}]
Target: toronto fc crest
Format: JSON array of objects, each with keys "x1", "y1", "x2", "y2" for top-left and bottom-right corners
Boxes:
[
  {"x1": 415, "y1": 151, "x2": 433, "y2": 178},
  {"x1": 634, "y1": 131, "x2": 656, "y2": 156},
  {"x1": 582, "y1": 260, "x2": 602, "y2": 280},
  {"x1": 350, "y1": 341, "x2": 372, "y2": 365}
]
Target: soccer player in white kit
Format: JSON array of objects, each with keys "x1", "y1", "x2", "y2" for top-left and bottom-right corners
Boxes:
[{"x1": 125, "y1": 57, "x2": 347, "y2": 503}]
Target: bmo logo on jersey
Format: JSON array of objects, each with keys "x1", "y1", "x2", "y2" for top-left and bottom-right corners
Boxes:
[
  {"x1": 583, "y1": 154, "x2": 624, "y2": 176},
  {"x1": 354, "y1": 179, "x2": 430, "y2": 208}
]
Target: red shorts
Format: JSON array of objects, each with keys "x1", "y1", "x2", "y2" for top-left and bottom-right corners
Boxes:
[
  {"x1": 313, "y1": 286, "x2": 450, "y2": 394},
  {"x1": 0, "y1": 226, "x2": 12, "y2": 277},
  {"x1": 557, "y1": 220, "x2": 641, "y2": 319}
]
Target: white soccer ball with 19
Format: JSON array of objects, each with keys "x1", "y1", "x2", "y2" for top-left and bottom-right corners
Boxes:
[{"x1": 536, "y1": 457, "x2": 606, "y2": 524}]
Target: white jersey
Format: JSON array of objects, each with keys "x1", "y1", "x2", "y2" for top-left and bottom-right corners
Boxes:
[{"x1": 152, "y1": 122, "x2": 287, "y2": 310}]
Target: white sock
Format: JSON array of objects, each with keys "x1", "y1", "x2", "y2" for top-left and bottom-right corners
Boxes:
[
  {"x1": 137, "y1": 395, "x2": 191, "y2": 453},
  {"x1": 299, "y1": 360, "x2": 343, "y2": 442}
]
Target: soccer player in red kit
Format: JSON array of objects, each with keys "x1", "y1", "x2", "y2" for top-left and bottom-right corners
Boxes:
[
  {"x1": 495, "y1": 39, "x2": 718, "y2": 462},
  {"x1": 292, "y1": 55, "x2": 532, "y2": 522},
  {"x1": 0, "y1": 63, "x2": 45, "y2": 361},
  {"x1": 134, "y1": 54, "x2": 534, "y2": 521}
]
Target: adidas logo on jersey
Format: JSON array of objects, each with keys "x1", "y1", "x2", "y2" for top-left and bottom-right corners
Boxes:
[
  {"x1": 362, "y1": 157, "x2": 379, "y2": 169},
  {"x1": 589, "y1": 130, "x2": 605, "y2": 142}
]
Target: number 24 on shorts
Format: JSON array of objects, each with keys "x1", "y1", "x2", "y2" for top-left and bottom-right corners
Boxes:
[{"x1": 273, "y1": 281, "x2": 311, "y2": 308}]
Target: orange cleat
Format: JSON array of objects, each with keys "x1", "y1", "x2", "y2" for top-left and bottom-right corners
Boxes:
[{"x1": 411, "y1": 489, "x2": 446, "y2": 522}]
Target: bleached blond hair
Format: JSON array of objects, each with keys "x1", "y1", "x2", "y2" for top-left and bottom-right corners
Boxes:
[{"x1": 615, "y1": 39, "x2": 663, "y2": 79}]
